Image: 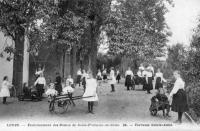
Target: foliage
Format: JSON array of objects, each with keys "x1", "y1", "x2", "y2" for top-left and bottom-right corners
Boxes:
[{"x1": 104, "y1": 0, "x2": 172, "y2": 62}]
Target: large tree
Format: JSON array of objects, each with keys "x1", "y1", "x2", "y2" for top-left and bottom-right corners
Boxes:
[{"x1": 104, "y1": 0, "x2": 173, "y2": 67}]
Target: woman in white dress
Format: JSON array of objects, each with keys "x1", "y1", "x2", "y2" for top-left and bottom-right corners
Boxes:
[
  {"x1": 109, "y1": 67, "x2": 116, "y2": 92},
  {"x1": 82, "y1": 72, "x2": 98, "y2": 114},
  {"x1": 0, "y1": 76, "x2": 13, "y2": 104}
]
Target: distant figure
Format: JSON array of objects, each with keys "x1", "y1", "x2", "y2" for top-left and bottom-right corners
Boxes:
[
  {"x1": 82, "y1": 70, "x2": 89, "y2": 92},
  {"x1": 35, "y1": 64, "x2": 45, "y2": 79},
  {"x1": 155, "y1": 68, "x2": 166, "y2": 90},
  {"x1": 82, "y1": 71, "x2": 98, "y2": 114},
  {"x1": 0, "y1": 76, "x2": 13, "y2": 104},
  {"x1": 147, "y1": 64, "x2": 154, "y2": 79},
  {"x1": 116, "y1": 69, "x2": 121, "y2": 83},
  {"x1": 34, "y1": 73, "x2": 46, "y2": 100},
  {"x1": 125, "y1": 67, "x2": 134, "y2": 91},
  {"x1": 45, "y1": 83, "x2": 58, "y2": 97},
  {"x1": 96, "y1": 69, "x2": 102, "y2": 86},
  {"x1": 76, "y1": 68, "x2": 82, "y2": 87},
  {"x1": 109, "y1": 67, "x2": 116, "y2": 92},
  {"x1": 102, "y1": 68, "x2": 107, "y2": 82},
  {"x1": 135, "y1": 67, "x2": 144, "y2": 89},
  {"x1": 66, "y1": 75, "x2": 74, "y2": 88},
  {"x1": 55, "y1": 72, "x2": 62, "y2": 95},
  {"x1": 143, "y1": 68, "x2": 153, "y2": 94}
]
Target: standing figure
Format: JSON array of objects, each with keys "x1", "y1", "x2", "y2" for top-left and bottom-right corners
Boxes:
[
  {"x1": 135, "y1": 67, "x2": 144, "y2": 89},
  {"x1": 102, "y1": 68, "x2": 107, "y2": 82},
  {"x1": 109, "y1": 67, "x2": 117, "y2": 92},
  {"x1": 0, "y1": 76, "x2": 12, "y2": 104},
  {"x1": 125, "y1": 67, "x2": 134, "y2": 91},
  {"x1": 82, "y1": 70, "x2": 88, "y2": 92},
  {"x1": 76, "y1": 68, "x2": 82, "y2": 87},
  {"x1": 35, "y1": 65, "x2": 45, "y2": 80},
  {"x1": 82, "y1": 72, "x2": 98, "y2": 114},
  {"x1": 147, "y1": 64, "x2": 154, "y2": 79},
  {"x1": 55, "y1": 72, "x2": 62, "y2": 96},
  {"x1": 34, "y1": 73, "x2": 46, "y2": 100},
  {"x1": 155, "y1": 68, "x2": 166, "y2": 90},
  {"x1": 116, "y1": 69, "x2": 121, "y2": 83},
  {"x1": 96, "y1": 69, "x2": 102, "y2": 86},
  {"x1": 169, "y1": 70, "x2": 188, "y2": 124},
  {"x1": 144, "y1": 68, "x2": 153, "y2": 94},
  {"x1": 66, "y1": 75, "x2": 74, "y2": 88}
]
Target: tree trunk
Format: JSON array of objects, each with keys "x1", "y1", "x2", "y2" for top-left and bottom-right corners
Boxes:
[
  {"x1": 89, "y1": 24, "x2": 98, "y2": 77},
  {"x1": 22, "y1": 34, "x2": 29, "y2": 85},
  {"x1": 12, "y1": 31, "x2": 25, "y2": 95}
]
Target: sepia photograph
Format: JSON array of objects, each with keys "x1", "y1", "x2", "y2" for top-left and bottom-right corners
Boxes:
[{"x1": 0, "y1": 0, "x2": 200, "y2": 131}]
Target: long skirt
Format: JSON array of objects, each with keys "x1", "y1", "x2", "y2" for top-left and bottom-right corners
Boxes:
[
  {"x1": 155, "y1": 77, "x2": 163, "y2": 90},
  {"x1": 36, "y1": 84, "x2": 44, "y2": 98},
  {"x1": 55, "y1": 84, "x2": 62, "y2": 95},
  {"x1": 125, "y1": 75, "x2": 132, "y2": 87},
  {"x1": 171, "y1": 89, "x2": 189, "y2": 112},
  {"x1": 76, "y1": 75, "x2": 82, "y2": 84},
  {"x1": 116, "y1": 74, "x2": 121, "y2": 81},
  {"x1": 146, "y1": 77, "x2": 153, "y2": 91}
]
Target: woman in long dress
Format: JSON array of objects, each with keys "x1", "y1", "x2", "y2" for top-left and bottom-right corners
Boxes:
[
  {"x1": 82, "y1": 72, "x2": 98, "y2": 114},
  {"x1": 109, "y1": 67, "x2": 117, "y2": 92},
  {"x1": 125, "y1": 67, "x2": 134, "y2": 91},
  {"x1": 0, "y1": 76, "x2": 12, "y2": 104},
  {"x1": 34, "y1": 73, "x2": 46, "y2": 100},
  {"x1": 155, "y1": 68, "x2": 166, "y2": 90},
  {"x1": 169, "y1": 70, "x2": 189, "y2": 124}
]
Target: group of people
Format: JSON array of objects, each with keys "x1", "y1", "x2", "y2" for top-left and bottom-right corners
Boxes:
[{"x1": 0, "y1": 63, "x2": 189, "y2": 123}]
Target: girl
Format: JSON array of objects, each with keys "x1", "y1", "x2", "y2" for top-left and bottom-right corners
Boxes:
[
  {"x1": 66, "y1": 75, "x2": 74, "y2": 88},
  {"x1": 81, "y1": 70, "x2": 88, "y2": 92},
  {"x1": 169, "y1": 70, "x2": 188, "y2": 124},
  {"x1": 34, "y1": 73, "x2": 46, "y2": 100},
  {"x1": 45, "y1": 83, "x2": 58, "y2": 97},
  {"x1": 96, "y1": 69, "x2": 102, "y2": 86},
  {"x1": 116, "y1": 69, "x2": 121, "y2": 83},
  {"x1": 125, "y1": 67, "x2": 134, "y2": 91},
  {"x1": 82, "y1": 71, "x2": 98, "y2": 114},
  {"x1": 109, "y1": 67, "x2": 116, "y2": 92},
  {"x1": 76, "y1": 68, "x2": 82, "y2": 87},
  {"x1": 0, "y1": 76, "x2": 13, "y2": 104},
  {"x1": 62, "y1": 81, "x2": 74, "y2": 95},
  {"x1": 155, "y1": 68, "x2": 166, "y2": 90}
]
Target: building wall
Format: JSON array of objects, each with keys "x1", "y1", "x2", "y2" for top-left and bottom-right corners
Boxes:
[{"x1": 0, "y1": 32, "x2": 13, "y2": 82}]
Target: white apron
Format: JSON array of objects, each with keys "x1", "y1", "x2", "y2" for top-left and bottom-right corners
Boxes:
[{"x1": 82, "y1": 78, "x2": 98, "y2": 101}]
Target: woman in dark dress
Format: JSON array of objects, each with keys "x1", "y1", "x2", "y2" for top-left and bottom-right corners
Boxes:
[
  {"x1": 125, "y1": 67, "x2": 134, "y2": 91},
  {"x1": 55, "y1": 72, "x2": 62, "y2": 95},
  {"x1": 169, "y1": 70, "x2": 189, "y2": 124}
]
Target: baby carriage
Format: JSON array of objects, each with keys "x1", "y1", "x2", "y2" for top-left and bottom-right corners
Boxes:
[
  {"x1": 149, "y1": 94, "x2": 170, "y2": 116},
  {"x1": 18, "y1": 85, "x2": 40, "y2": 101}
]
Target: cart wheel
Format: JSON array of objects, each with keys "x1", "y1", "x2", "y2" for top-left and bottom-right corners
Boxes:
[
  {"x1": 49, "y1": 101, "x2": 55, "y2": 112},
  {"x1": 54, "y1": 100, "x2": 70, "y2": 114},
  {"x1": 151, "y1": 109, "x2": 157, "y2": 116}
]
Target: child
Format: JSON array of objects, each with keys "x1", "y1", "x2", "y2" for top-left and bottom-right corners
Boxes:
[
  {"x1": 45, "y1": 83, "x2": 58, "y2": 98},
  {"x1": 0, "y1": 76, "x2": 13, "y2": 104},
  {"x1": 96, "y1": 69, "x2": 102, "y2": 86},
  {"x1": 62, "y1": 81, "x2": 74, "y2": 95},
  {"x1": 151, "y1": 88, "x2": 170, "y2": 117},
  {"x1": 82, "y1": 71, "x2": 98, "y2": 114},
  {"x1": 66, "y1": 75, "x2": 74, "y2": 88}
]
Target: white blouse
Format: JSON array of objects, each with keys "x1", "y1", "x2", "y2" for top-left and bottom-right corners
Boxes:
[
  {"x1": 144, "y1": 71, "x2": 153, "y2": 77},
  {"x1": 125, "y1": 70, "x2": 133, "y2": 77},
  {"x1": 169, "y1": 78, "x2": 185, "y2": 97},
  {"x1": 66, "y1": 78, "x2": 74, "y2": 84},
  {"x1": 155, "y1": 72, "x2": 166, "y2": 82},
  {"x1": 77, "y1": 70, "x2": 82, "y2": 75},
  {"x1": 137, "y1": 71, "x2": 143, "y2": 77},
  {"x1": 34, "y1": 77, "x2": 46, "y2": 86}
]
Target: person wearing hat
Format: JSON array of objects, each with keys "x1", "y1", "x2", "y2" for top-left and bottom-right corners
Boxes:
[
  {"x1": 109, "y1": 67, "x2": 116, "y2": 92},
  {"x1": 125, "y1": 67, "x2": 134, "y2": 91}
]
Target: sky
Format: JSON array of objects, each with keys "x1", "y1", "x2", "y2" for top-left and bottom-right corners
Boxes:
[{"x1": 165, "y1": 0, "x2": 200, "y2": 46}]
